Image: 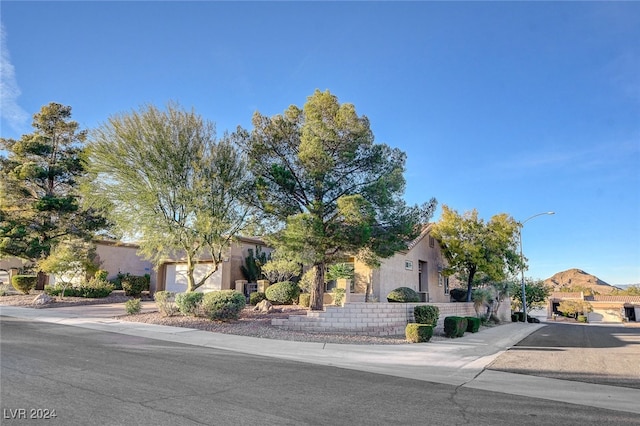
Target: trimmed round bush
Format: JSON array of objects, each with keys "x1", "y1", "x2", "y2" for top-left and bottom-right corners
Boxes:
[
  {"x1": 125, "y1": 298, "x2": 141, "y2": 315},
  {"x1": 511, "y1": 313, "x2": 518, "y2": 322},
  {"x1": 298, "y1": 293, "x2": 310, "y2": 308},
  {"x1": 465, "y1": 316, "x2": 481, "y2": 333},
  {"x1": 175, "y1": 292, "x2": 204, "y2": 316},
  {"x1": 249, "y1": 291, "x2": 266, "y2": 306},
  {"x1": 265, "y1": 281, "x2": 301, "y2": 305},
  {"x1": 201, "y1": 290, "x2": 246, "y2": 321},
  {"x1": 387, "y1": 287, "x2": 420, "y2": 303},
  {"x1": 449, "y1": 288, "x2": 467, "y2": 302},
  {"x1": 121, "y1": 275, "x2": 149, "y2": 297},
  {"x1": 414, "y1": 305, "x2": 439, "y2": 325},
  {"x1": 405, "y1": 324, "x2": 434, "y2": 343},
  {"x1": 80, "y1": 278, "x2": 115, "y2": 298},
  {"x1": 94, "y1": 269, "x2": 109, "y2": 281},
  {"x1": 11, "y1": 275, "x2": 37, "y2": 295},
  {"x1": 154, "y1": 291, "x2": 178, "y2": 317},
  {"x1": 444, "y1": 316, "x2": 468, "y2": 338}
]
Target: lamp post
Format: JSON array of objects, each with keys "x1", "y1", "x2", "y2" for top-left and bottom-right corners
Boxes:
[{"x1": 519, "y1": 211, "x2": 555, "y2": 321}]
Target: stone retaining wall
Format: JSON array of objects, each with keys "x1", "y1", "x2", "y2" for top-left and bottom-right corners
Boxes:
[{"x1": 271, "y1": 302, "x2": 480, "y2": 336}]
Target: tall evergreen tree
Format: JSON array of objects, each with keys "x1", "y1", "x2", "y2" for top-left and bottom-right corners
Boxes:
[
  {"x1": 237, "y1": 90, "x2": 436, "y2": 310},
  {"x1": 0, "y1": 103, "x2": 107, "y2": 284}
]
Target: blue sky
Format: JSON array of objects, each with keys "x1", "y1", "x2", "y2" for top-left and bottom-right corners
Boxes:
[{"x1": 1, "y1": 2, "x2": 638, "y2": 285}]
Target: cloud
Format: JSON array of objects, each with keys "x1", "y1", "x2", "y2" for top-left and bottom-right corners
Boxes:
[{"x1": 0, "y1": 22, "x2": 29, "y2": 134}]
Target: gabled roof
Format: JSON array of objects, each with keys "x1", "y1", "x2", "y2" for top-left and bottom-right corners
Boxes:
[{"x1": 404, "y1": 223, "x2": 434, "y2": 252}]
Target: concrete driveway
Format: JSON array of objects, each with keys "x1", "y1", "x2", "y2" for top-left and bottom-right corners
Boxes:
[{"x1": 487, "y1": 321, "x2": 640, "y2": 389}]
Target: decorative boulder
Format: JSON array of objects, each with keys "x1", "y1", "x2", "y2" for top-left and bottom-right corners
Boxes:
[
  {"x1": 254, "y1": 299, "x2": 275, "y2": 313},
  {"x1": 33, "y1": 293, "x2": 54, "y2": 306}
]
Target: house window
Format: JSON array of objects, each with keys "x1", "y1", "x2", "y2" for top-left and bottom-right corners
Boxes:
[
  {"x1": 443, "y1": 275, "x2": 450, "y2": 294},
  {"x1": 405, "y1": 260, "x2": 413, "y2": 270},
  {"x1": 429, "y1": 236, "x2": 435, "y2": 248}
]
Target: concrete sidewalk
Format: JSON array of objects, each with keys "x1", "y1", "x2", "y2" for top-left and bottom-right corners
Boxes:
[{"x1": 2, "y1": 304, "x2": 639, "y2": 415}]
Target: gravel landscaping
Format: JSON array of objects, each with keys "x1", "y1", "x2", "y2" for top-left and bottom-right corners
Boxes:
[{"x1": 0, "y1": 289, "x2": 411, "y2": 345}]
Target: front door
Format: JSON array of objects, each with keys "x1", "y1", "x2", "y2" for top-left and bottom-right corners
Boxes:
[{"x1": 418, "y1": 261, "x2": 428, "y2": 301}]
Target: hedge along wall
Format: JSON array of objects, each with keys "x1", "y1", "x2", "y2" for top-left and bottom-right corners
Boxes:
[{"x1": 272, "y1": 302, "x2": 478, "y2": 336}]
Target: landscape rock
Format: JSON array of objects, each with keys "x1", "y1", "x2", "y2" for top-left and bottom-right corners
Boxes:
[
  {"x1": 32, "y1": 293, "x2": 54, "y2": 306},
  {"x1": 254, "y1": 299, "x2": 274, "y2": 313}
]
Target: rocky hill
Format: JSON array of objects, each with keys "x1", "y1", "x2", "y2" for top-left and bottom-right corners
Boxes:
[{"x1": 544, "y1": 268, "x2": 621, "y2": 294}]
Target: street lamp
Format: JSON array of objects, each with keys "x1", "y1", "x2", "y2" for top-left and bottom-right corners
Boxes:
[{"x1": 519, "y1": 211, "x2": 555, "y2": 322}]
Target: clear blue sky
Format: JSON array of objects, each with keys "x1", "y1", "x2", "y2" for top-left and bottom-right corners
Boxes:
[{"x1": 1, "y1": 2, "x2": 638, "y2": 285}]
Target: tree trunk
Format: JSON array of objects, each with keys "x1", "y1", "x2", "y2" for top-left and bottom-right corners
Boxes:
[
  {"x1": 186, "y1": 255, "x2": 196, "y2": 292},
  {"x1": 36, "y1": 271, "x2": 48, "y2": 290},
  {"x1": 466, "y1": 268, "x2": 476, "y2": 302},
  {"x1": 310, "y1": 262, "x2": 325, "y2": 311}
]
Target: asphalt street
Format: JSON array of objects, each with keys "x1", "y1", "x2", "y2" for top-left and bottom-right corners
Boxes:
[{"x1": 2, "y1": 316, "x2": 639, "y2": 426}]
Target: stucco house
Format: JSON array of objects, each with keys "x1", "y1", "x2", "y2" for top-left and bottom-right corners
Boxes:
[
  {"x1": 0, "y1": 240, "x2": 155, "y2": 290},
  {"x1": 549, "y1": 292, "x2": 640, "y2": 323},
  {"x1": 155, "y1": 236, "x2": 273, "y2": 294},
  {"x1": 344, "y1": 224, "x2": 453, "y2": 303}
]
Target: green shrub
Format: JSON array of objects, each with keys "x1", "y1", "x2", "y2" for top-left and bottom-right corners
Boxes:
[
  {"x1": 94, "y1": 269, "x2": 109, "y2": 281},
  {"x1": 154, "y1": 291, "x2": 178, "y2": 317},
  {"x1": 44, "y1": 284, "x2": 79, "y2": 297},
  {"x1": 80, "y1": 278, "x2": 115, "y2": 298},
  {"x1": 511, "y1": 314, "x2": 518, "y2": 322},
  {"x1": 44, "y1": 280, "x2": 113, "y2": 298},
  {"x1": 125, "y1": 298, "x2": 142, "y2": 315},
  {"x1": 332, "y1": 288, "x2": 345, "y2": 306},
  {"x1": 11, "y1": 275, "x2": 38, "y2": 295},
  {"x1": 465, "y1": 316, "x2": 481, "y2": 333},
  {"x1": 449, "y1": 288, "x2": 467, "y2": 302},
  {"x1": 386, "y1": 287, "x2": 420, "y2": 303},
  {"x1": 201, "y1": 290, "x2": 246, "y2": 321},
  {"x1": 109, "y1": 271, "x2": 128, "y2": 290},
  {"x1": 444, "y1": 316, "x2": 468, "y2": 338},
  {"x1": 414, "y1": 305, "x2": 439, "y2": 325},
  {"x1": 298, "y1": 293, "x2": 310, "y2": 307},
  {"x1": 175, "y1": 292, "x2": 204, "y2": 316},
  {"x1": 405, "y1": 323, "x2": 434, "y2": 343},
  {"x1": 121, "y1": 275, "x2": 149, "y2": 297},
  {"x1": 577, "y1": 315, "x2": 588, "y2": 323},
  {"x1": 249, "y1": 291, "x2": 266, "y2": 306},
  {"x1": 515, "y1": 311, "x2": 525, "y2": 322},
  {"x1": 265, "y1": 281, "x2": 301, "y2": 305}
]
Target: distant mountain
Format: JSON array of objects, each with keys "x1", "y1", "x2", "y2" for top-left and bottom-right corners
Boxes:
[
  {"x1": 617, "y1": 284, "x2": 640, "y2": 290},
  {"x1": 544, "y1": 268, "x2": 622, "y2": 294}
]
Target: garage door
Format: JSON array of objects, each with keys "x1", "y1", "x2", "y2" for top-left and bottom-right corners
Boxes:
[{"x1": 164, "y1": 263, "x2": 222, "y2": 293}]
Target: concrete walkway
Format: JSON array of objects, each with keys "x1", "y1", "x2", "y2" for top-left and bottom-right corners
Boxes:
[{"x1": 1, "y1": 304, "x2": 639, "y2": 415}]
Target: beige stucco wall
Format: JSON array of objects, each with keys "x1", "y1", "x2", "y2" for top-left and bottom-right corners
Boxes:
[
  {"x1": 362, "y1": 229, "x2": 451, "y2": 303},
  {"x1": 94, "y1": 242, "x2": 155, "y2": 284}
]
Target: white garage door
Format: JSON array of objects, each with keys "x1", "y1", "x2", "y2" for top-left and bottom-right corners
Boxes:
[{"x1": 165, "y1": 263, "x2": 222, "y2": 293}]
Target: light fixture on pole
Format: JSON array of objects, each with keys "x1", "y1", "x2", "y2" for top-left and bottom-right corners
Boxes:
[{"x1": 519, "y1": 211, "x2": 555, "y2": 322}]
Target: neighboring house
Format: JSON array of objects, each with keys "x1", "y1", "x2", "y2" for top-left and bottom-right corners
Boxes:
[
  {"x1": 549, "y1": 292, "x2": 640, "y2": 323},
  {"x1": 350, "y1": 224, "x2": 452, "y2": 303},
  {"x1": 93, "y1": 240, "x2": 155, "y2": 286},
  {"x1": 0, "y1": 257, "x2": 29, "y2": 286},
  {"x1": 0, "y1": 240, "x2": 154, "y2": 290},
  {"x1": 155, "y1": 236, "x2": 272, "y2": 294}
]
